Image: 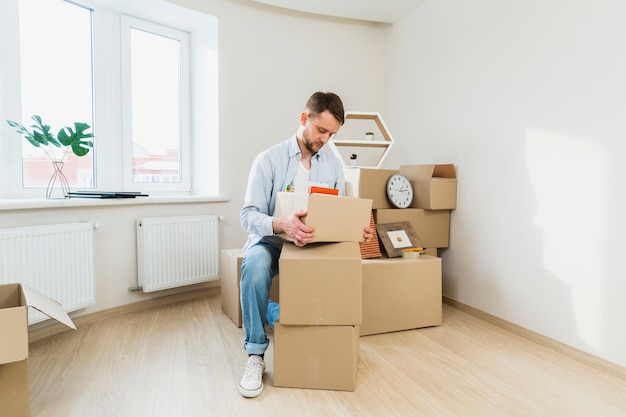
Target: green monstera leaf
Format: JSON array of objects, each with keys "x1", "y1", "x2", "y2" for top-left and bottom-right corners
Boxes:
[
  {"x1": 7, "y1": 115, "x2": 93, "y2": 160},
  {"x1": 57, "y1": 122, "x2": 94, "y2": 157}
]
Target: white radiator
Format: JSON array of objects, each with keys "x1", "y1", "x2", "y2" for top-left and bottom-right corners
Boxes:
[
  {"x1": 0, "y1": 222, "x2": 96, "y2": 324},
  {"x1": 136, "y1": 215, "x2": 220, "y2": 292}
]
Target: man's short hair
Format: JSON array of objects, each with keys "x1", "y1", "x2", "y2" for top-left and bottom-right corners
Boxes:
[{"x1": 305, "y1": 91, "x2": 345, "y2": 125}]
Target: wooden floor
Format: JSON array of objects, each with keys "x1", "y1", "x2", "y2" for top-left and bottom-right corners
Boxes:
[{"x1": 28, "y1": 290, "x2": 626, "y2": 417}]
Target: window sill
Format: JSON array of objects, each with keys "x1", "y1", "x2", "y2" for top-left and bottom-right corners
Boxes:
[{"x1": 0, "y1": 194, "x2": 230, "y2": 211}]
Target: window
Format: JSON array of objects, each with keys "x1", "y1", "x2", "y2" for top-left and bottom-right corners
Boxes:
[
  {"x1": 121, "y1": 15, "x2": 191, "y2": 192},
  {"x1": 18, "y1": 0, "x2": 94, "y2": 189},
  {"x1": 1, "y1": 0, "x2": 219, "y2": 198}
]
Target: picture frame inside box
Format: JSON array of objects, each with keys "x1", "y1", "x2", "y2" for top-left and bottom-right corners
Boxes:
[{"x1": 376, "y1": 221, "x2": 422, "y2": 258}]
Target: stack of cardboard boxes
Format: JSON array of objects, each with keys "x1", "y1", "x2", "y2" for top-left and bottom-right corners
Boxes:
[
  {"x1": 345, "y1": 164, "x2": 456, "y2": 336},
  {"x1": 272, "y1": 192, "x2": 372, "y2": 391},
  {"x1": 221, "y1": 193, "x2": 373, "y2": 391},
  {"x1": 220, "y1": 163, "x2": 456, "y2": 391},
  {"x1": 274, "y1": 241, "x2": 363, "y2": 391}
]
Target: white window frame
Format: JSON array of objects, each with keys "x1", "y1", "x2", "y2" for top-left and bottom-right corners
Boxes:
[
  {"x1": 0, "y1": 0, "x2": 219, "y2": 199},
  {"x1": 120, "y1": 15, "x2": 191, "y2": 193}
]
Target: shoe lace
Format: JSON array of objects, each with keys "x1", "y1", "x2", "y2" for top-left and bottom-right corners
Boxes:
[{"x1": 243, "y1": 359, "x2": 263, "y2": 382}]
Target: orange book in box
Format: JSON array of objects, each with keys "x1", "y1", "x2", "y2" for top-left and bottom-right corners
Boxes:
[{"x1": 308, "y1": 186, "x2": 339, "y2": 195}]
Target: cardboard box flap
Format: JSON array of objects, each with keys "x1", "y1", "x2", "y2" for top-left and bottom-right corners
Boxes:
[
  {"x1": 21, "y1": 284, "x2": 77, "y2": 330},
  {"x1": 402, "y1": 164, "x2": 456, "y2": 181},
  {"x1": 276, "y1": 192, "x2": 373, "y2": 243},
  {"x1": 303, "y1": 193, "x2": 372, "y2": 242},
  {"x1": 275, "y1": 192, "x2": 309, "y2": 215},
  {"x1": 432, "y1": 164, "x2": 456, "y2": 179}
]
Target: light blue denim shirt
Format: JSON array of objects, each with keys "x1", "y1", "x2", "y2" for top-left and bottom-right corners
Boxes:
[{"x1": 240, "y1": 134, "x2": 345, "y2": 254}]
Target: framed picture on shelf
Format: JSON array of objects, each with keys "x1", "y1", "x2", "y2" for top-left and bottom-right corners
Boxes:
[{"x1": 376, "y1": 221, "x2": 422, "y2": 258}]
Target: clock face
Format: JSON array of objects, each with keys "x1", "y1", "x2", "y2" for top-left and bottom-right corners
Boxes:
[{"x1": 386, "y1": 174, "x2": 413, "y2": 208}]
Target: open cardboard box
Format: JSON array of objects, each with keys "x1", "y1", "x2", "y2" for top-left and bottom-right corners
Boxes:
[
  {"x1": 400, "y1": 164, "x2": 457, "y2": 210},
  {"x1": 0, "y1": 283, "x2": 76, "y2": 417},
  {"x1": 275, "y1": 192, "x2": 372, "y2": 243}
]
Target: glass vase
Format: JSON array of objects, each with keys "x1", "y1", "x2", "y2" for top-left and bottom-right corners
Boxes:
[{"x1": 46, "y1": 161, "x2": 70, "y2": 199}]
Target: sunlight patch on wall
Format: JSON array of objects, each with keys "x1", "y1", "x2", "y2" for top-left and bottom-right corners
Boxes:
[{"x1": 526, "y1": 128, "x2": 606, "y2": 350}]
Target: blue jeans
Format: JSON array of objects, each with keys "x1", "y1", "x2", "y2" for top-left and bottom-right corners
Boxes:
[{"x1": 240, "y1": 242, "x2": 281, "y2": 355}]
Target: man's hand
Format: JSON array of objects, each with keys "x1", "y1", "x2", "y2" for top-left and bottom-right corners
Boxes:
[
  {"x1": 363, "y1": 226, "x2": 374, "y2": 243},
  {"x1": 274, "y1": 210, "x2": 315, "y2": 247}
]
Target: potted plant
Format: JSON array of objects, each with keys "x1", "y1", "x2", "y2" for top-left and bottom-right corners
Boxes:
[
  {"x1": 349, "y1": 153, "x2": 358, "y2": 166},
  {"x1": 365, "y1": 131, "x2": 374, "y2": 141},
  {"x1": 7, "y1": 115, "x2": 94, "y2": 199}
]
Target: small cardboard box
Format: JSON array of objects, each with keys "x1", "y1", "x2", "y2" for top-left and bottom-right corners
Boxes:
[
  {"x1": 0, "y1": 283, "x2": 77, "y2": 417},
  {"x1": 275, "y1": 192, "x2": 373, "y2": 243},
  {"x1": 274, "y1": 323, "x2": 360, "y2": 391},
  {"x1": 343, "y1": 168, "x2": 398, "y2": 209},
  {"x1": 361, "y1": 256, "x2": 442, "y2": 336},
  {"x1": 279, "y1": 241, "x2": 362, "y2": 325},
  {"x1": 374, "y1": 208, "x2": 450, "y2": 248},
  {"x1": 220, "y1": 249, "x2": 279, "y2": 328},
  {"x1": 399, "y1": 164, "x2": 457, "y2": 210}
]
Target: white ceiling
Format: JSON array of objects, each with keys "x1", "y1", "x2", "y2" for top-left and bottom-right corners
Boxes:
[{"x1": 251, "y1": 0, "x2": 427, "y2": 24}]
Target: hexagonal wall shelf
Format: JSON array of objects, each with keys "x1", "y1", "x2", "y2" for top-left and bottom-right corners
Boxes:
[{"x1": 329, "y1": 112, "x2": 394, "y2": 169}]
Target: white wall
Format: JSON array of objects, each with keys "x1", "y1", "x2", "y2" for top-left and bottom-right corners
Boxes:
[{"x1": 384, "y1": 0, "x2": 626, "y2": 368}]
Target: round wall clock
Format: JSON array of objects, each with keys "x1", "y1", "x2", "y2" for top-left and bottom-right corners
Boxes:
[{"x1": 386, "y1": 173, "x2": 413, "y2": 209}]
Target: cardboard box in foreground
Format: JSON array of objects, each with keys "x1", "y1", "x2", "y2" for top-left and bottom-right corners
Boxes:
[
  {"x1": 361, "y1": 256, "x2": 442, "y2": 336},
  {"x1": 275, "y1": 192, "x2": 372, "y2": 243},
  {"x1": 274, "y1": 323, "x2": 360, "y2": 391},
  {"x1": 279, "y1": 241, "x2": 362, "y2": 326},
  {"x1": 0, "y1": 283, "x2": 76, "y2": 417}
]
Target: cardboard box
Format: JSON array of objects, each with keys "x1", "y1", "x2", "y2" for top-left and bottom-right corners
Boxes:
[
  {"x1": 220, "y1": 249, "x2": 279, "y2": 328},
  {"x1": 0, "y1": 283, "x2": 76, "y2": 417},
  {"x1": 274, "y1": 323, "x2": 359, "y2": 391},
  {"x1": 374, "y1": 208, "x2": 450, "y2": 248},
  {"x1": 343, "y1": 168, "x2": 398, "y2": 209},
  {"x1": 275, "y1": 192, "x2": 373, "y2": 243},
  {"x1": 0, "y1": 360, "x2": 28, "y2": 417},
  {"x1": 399, "y1": 164, "x2": 457, "y2": 210},
  {"x1": 279, "y1": 241, "x2": 362, "y2": 325},
  {"x1": 361, "y1": 256, "x2": 442, "y2": 336}
]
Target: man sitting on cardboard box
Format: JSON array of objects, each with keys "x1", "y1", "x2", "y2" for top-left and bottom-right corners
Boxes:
[{"x1": 238, "y1": 91, "x2": 372, "y2": 398}]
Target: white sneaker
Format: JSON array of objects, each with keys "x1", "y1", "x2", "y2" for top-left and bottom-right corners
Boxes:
[{"x1": 239, "y1": 355, "x2": 265, "y2": 398}]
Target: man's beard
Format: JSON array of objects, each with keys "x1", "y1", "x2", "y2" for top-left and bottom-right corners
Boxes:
[{"x1": 303, "y1": 129, "x2": 322, "y2": 154}]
